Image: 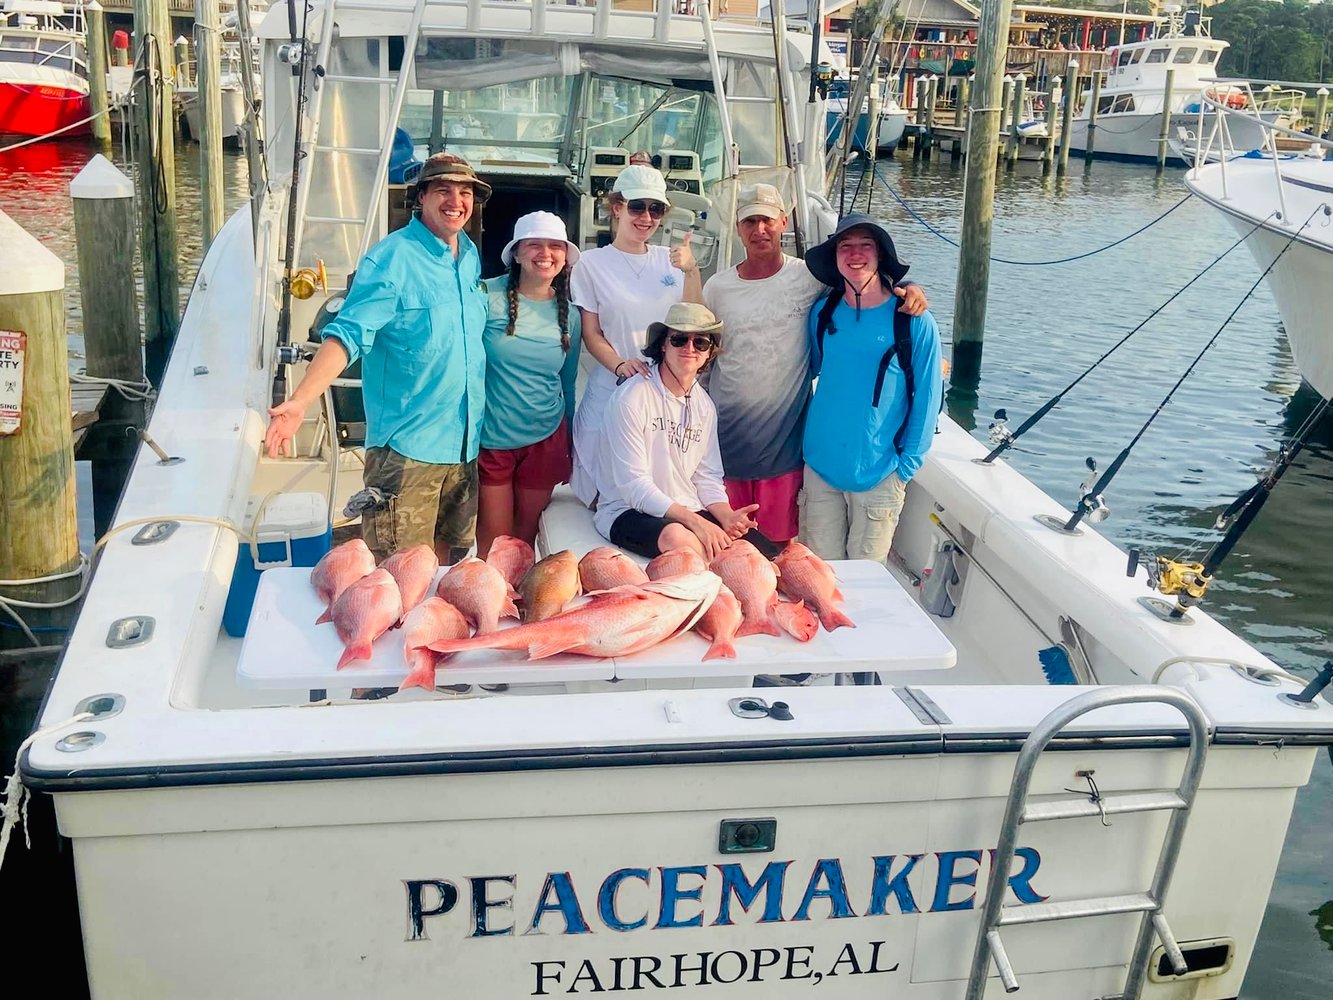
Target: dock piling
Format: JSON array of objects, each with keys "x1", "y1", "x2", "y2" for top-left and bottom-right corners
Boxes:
[
  {"x1": 924, "y1": 76, "x2": 937, "y2": 161},
  {"x1": 954, "y1": 0, "x2": 1017, "y2": 385},
  {"x1": 71, "y1": 156, "x2": 146, "y2": 538},
  {"x1": 1158, "y1": 68, "x2": 1175, "y2": 171},
  {"x1": 1058, "y1": 61, "x2": 1077, "y2": 173},
  {"x1": 195, "y1": 0, "x2": 225, "y2": 247},
  {"x1": 1085, "y1": 68, "x2": 1102, "y2": 162},
  {"x1": 132, "y1": 0, "x2": 181, "y2": 387},
  {"x1": 1314, "y1": 88, "x2": 1328, "y2": 144},
  {"x1": 85, "y1": 1, "x2": 111, "y2": 148},
  {"x1": 1042, "y1": 78, "x2": 1060, "y2": 171},
  {"x1": 0, "y1": 212, "x2": 80, "y2": 648},
  {"x1": 1008, "y1": 74, "x2": 1025, "y2": 167}
]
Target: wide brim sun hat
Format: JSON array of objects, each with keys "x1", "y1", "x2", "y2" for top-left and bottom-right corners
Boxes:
[
  {"x1": 804, "y1": 213, "x2": 909, "y2": 288},
  {"x1": 644, "y1": 301, "x2": 724, "y2": 355},
  {"x1": 500, "y1": 211, "x2": 580, "y2": 267},
  {"x1": 612, "y1": 164, "x2": 671, "y2": 206}
]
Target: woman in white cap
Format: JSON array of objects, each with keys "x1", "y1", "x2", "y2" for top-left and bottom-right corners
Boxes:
[
  {"x1": 476, "y1": 212, "x2": 583, "y2": 558},
  {"x1": 594, "y1": 302, "x2": 767, "y2": 562},
  {"x1": 568, "y1": 164, "x2": 701, "y2": 506}
]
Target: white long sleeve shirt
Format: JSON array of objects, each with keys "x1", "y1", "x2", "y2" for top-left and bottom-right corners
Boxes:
[{"x1": 592, "y1": 366, "x2": 730, "y2": 539}]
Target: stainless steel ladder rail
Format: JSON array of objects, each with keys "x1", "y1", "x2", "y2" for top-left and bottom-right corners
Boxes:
[{"x1": 964, "y1": 686, "x2": 1210, "y2": 999}]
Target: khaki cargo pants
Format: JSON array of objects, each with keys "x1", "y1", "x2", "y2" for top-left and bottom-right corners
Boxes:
[
  {"x1": 798, "y1": 464, "x2": 906, "y2": 563},
  {"x1": 361, "y1": 446, "x2": 478, "y2": 561}
]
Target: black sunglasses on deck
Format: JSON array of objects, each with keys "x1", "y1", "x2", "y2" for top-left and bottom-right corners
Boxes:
[
  {"x1": 668, "y1": 333, "x2": 716, "y2": 351},
  {"x1": 626, "y1": 199, "x2": 667, "y2": 219}
]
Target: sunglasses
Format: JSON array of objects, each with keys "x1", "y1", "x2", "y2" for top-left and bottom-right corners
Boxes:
[
  {"x1": 626, "y1": 199, "x2": 666, "y2": 219},
  {"x1": 668, "y1": 333, "x2": 716, "y2": 351}
]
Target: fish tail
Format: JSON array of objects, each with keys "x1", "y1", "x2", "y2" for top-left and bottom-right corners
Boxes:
[
  {"x1": 336, "y1": 641, "x2": 372, "y2": 670},
  {"x1": 703, "y1": 638, "x2": 737, "y2": 661},
  {"x1": 819, "y1": 605, "x2": 856, "y2": 632},
  {"x1": 398, "y1": 665, "x2": 436, "y2": 693}
]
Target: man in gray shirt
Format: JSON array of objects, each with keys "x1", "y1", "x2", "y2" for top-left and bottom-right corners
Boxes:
[{"x1": 702, "y1": 184, "x2": 926, "y2": 545}]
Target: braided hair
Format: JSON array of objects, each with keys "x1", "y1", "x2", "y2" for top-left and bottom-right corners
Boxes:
[{"x1": 504, "y1": 259, "x2": 572, "y2": 353}]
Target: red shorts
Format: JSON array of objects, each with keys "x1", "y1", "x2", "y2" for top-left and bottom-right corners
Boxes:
[
  {"x1": 724, "y1": 468, "x2": 802, "y2": 543},
  {"x1": 478, "y1": 422, "x2": 572, "y2": 492}
]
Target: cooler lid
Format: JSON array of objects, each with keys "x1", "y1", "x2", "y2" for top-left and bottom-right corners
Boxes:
[{"x1": 243, "y1": 492, "x2": 330, "y2": 539}]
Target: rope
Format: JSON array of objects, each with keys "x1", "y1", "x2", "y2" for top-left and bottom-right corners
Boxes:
[
  {"x1": 0, "y1": 106, "x2": 111, "y2": 154},
  {"x1": 0, "y1": 711, "x2": 95, "y2": 870},
  {"x1": 871, "y1": 163, "x2": 1194, "y2": 265},
  {"x1": 70, "y1": 371, "x2": 156, "y2": 403}
]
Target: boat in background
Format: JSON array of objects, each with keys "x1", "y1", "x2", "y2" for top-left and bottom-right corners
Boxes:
[
  {"x1": 1185, "y1": 94, "x2": 1333, "y2": 398},
  {"x1": 1068, "y1": 4, "x2": 1293, "y2": 166},
  {"x1": 0, "y1": 0, "x2": 89, "y2": 138},
  {"x1": 178, "y1": 1, "x2": 268, "y2": 147}
]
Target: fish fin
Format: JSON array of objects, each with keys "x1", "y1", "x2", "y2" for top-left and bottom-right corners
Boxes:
[
  {"x1": 525, "y1": 635, "x2": 581, "y2": 660},
  {"x1": 736, "y1": 616, "x2": 783, "y2": 638},
  {"x1": 819, "y1": 605, "x2": 856, "y2": 632},
  {"x1": 502, "y1": 597, "x2": 520, "y2": 620},
  {"x1": 832, "y1": 585, "x2": 845, "y2": 602},
  {"x1": 315, "y1": 606, "x2": 333, "y2": 625},
  {"x1": 702, "y1": 638, "x2": 737, "y2": 661},
  {"x1": 336, "y1": 641, "x2": 372, "y2": 670}
]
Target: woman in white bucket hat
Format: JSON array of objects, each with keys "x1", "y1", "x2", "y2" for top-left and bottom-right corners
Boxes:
[
  {"x1": 568, "y1": 164, "x2": 702, "y2": 507},
  {"x1": 475, "y1": 211, "x2": 583, "y2": 558}
]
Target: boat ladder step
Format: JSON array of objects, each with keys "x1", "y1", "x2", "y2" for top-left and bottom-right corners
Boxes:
[{"x1": 964, "y1": 686, "x2": 1211, "y2": 1000}]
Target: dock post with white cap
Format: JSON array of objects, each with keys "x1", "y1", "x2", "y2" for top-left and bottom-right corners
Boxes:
[
  {"x1": 195, "y1": 0, "x2": 225, "y2": 246},
  {"x1": 85, "y1": 1, "x2": 111, "y2": 148},
  {"x1": 1158, "y1": 68, "x2": 1175, "y2": 171},
  {"x1": 0, "y1": 212, "x2": 80, "y2": 650},
  {"x1": 71, "y1": 155, "x2": 146, "y2": 537}
]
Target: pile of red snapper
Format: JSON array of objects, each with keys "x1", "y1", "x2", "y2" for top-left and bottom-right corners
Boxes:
[{"x1": 308, "y1": 535, "x2": 855, "y2": 692}]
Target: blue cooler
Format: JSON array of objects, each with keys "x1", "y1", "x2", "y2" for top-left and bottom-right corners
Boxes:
[{"x1": 223, "y1": 492, "x2": 333, "y2": 637}]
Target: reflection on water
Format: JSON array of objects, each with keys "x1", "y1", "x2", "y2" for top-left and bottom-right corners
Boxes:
[{"x1": 0, "y1": 138, "x2": 1328, "y2": 997}]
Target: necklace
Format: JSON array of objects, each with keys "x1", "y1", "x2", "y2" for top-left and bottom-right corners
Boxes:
[{"x1": 616, "y1": 246, "x2": 650, "y2": 280}]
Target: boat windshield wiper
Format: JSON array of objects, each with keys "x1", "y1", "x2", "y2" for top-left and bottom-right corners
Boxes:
[{"x1": 616, "y1": 91, "x2": 674, "y2": 147}]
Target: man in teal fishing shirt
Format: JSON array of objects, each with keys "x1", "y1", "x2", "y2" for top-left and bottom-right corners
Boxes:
[{"x1": 264, "y1": 153, "x2": 490, "y2": 565}]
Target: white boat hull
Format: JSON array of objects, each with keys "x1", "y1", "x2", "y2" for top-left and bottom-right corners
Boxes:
[
  {"x1": 1186, "y1": 155, "x2": 1333, "y2": 398},
  {"x1": 1068, "y1": 110, "x2": 1276, "y2": 165},
  {"x1": 178, "y1": 83, "x2": 247, "y2": 142}
]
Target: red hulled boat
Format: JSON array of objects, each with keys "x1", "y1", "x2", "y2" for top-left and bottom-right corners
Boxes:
[{"x1": 0, "y1": 0, "x2": 90, "y2": 139}]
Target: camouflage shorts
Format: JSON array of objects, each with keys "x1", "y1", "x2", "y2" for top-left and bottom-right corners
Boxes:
[{"x1": 361, "y1": 446, "x2": 477, "y2": 560}]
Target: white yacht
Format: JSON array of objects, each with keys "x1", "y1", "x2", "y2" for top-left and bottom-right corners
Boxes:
[
  {"x1": 13, "y1": 2, "x2": 1332, "y2": 997},
  {"x1": 1068, "y1": 5, "x2": 1286, "y2": 165},
  {"x1": 1185, "y1": 95, "x2": 1333, "y2": 399},
  {"x1": 178, "y1": 2, "x2": 267, "y2": 146}
]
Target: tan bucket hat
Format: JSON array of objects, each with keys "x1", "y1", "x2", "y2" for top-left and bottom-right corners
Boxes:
[
  {"x1": 644, "y1": 302, "x2": 723, "y2": 354},
  {"x1": 411, "y1": 152, "x2": 493, "y2": 202}
]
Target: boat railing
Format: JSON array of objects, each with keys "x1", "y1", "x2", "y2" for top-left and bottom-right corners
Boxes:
[{"x1": 1188, "y1": 84, "x2": 1333, "y2": 221}]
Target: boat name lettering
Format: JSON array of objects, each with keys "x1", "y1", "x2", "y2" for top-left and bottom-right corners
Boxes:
[{"x1": 402, "y1": 847, "x2": 1046, "y2": 941}]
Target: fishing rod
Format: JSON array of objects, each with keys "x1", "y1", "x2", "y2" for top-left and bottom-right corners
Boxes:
[
  {"x1": 982, "y1": 210, "x2": 1276, "y2": 464},
  {"x1": 1129, "y1": 392, "x2": 1332, "y2": 621},
  {"x1": 277, "y1": 0, "x2": 314, "y2": 354},
  {"x1": 1053, "y1": 203, "x2": 1326, "y2": 535}
]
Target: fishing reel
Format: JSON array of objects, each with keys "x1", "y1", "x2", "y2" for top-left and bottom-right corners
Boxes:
[
  {"x1": 987, "y1": 408, "x2": 1014, "y2": 448},
  {"x1": 1126, "y1": 549, "x2": 1211, "y2": 622},
  {"x1": 1077, "y1": 457, "x2": 1110, "y2": 523},
  {"x1": 813, "y1": 62, "x2": 836, "y2": 99}
]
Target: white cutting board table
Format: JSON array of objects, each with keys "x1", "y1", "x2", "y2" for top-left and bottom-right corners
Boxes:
[{"x1": 235, "y1": 561, "x2": 955, "y2": 691}]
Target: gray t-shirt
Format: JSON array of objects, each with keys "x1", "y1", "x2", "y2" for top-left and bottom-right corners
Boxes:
[{"x1": 702, "y1": 256, "x2": 826, "y2": 481}]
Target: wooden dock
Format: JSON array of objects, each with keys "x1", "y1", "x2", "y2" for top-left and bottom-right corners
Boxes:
[{"x1": 72, "y1": 382, "x2": 111, "y2": 451}]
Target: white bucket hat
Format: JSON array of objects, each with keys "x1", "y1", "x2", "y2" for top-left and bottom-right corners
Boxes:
[
  {"x1": 611, "y1": 164, "x2": 670, "y2": 206},
  {"x1": 499, "y1": 211, "x2": 580, "y2": 268}
]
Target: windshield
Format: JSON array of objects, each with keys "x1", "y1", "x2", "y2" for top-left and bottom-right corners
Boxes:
[{"x1": 398, "y1": 73, "x2": 725, "y2": 183}]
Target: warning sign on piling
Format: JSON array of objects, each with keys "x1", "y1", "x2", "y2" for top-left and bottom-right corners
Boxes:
[{"x1": 0, "y1": 329, "x2": 26, "y2": 436}]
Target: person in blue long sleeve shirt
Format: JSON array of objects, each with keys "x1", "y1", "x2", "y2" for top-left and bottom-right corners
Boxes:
[
  {"x1": 264, "y1": 153, "x2": 490, "y2": 564},
  {"x1": 800, "y1": 215, "x2": 943, "y2": 562}
]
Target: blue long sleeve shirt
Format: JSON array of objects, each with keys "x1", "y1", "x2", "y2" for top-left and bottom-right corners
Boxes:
[
  {"x1": 321, "y1": 216, "x2": 488, "y2": 465},
  {"x1": 803, "y1": 297, "x2": 943, "y2": 491}
]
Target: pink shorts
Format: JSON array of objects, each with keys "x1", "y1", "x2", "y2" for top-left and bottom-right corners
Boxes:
[{"x1": 724, "y1": 468, "x2": 802, "y2": 543}]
